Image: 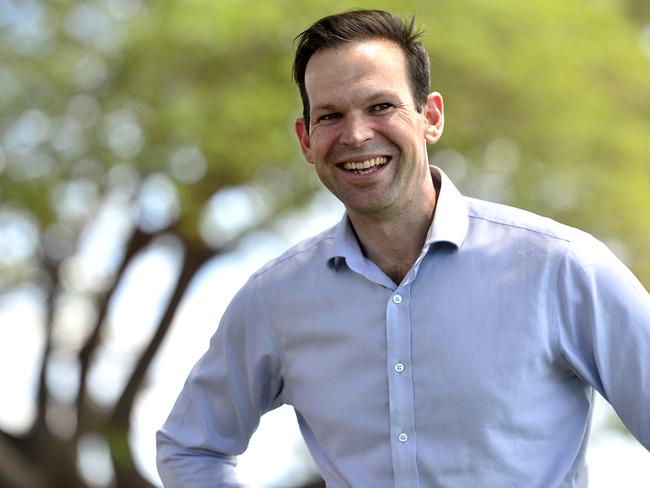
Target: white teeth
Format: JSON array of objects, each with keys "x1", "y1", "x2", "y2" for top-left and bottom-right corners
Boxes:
[{"x1": 342, "y1": 156, "x2": 388, "y2": 171}]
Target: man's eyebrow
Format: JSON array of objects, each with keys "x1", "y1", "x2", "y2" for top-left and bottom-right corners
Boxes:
[
  {"x1": 311, "y1": 103, "x2": 339, "y2": 113},
  {"x1": 364, "y1": 90, "x2": 400, "y2": 103}
]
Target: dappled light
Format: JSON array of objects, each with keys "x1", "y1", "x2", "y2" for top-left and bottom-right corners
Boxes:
[
  {"x1": 136, "y1": 174, "x2": 180, "y2": 232},
  {"x1": 0, "y1": 208, "x2": 39, "y2": 267},
  {"x1": 168, "y1": 146, "x2": 207, "y2": 184},
  {"x1": 76, "y1": 433, "x2": 115, "y2": 487},
  {"x1": 101, "y1": 108, "x2": 145, "y2": 160},
  {"x1": 200, "y1": 185, "x2": 271, "y2": 248}
]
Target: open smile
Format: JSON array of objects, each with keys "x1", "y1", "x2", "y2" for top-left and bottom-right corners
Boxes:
[{"x1": 338, "y1": 156, "x2": 390, "y2": 175}]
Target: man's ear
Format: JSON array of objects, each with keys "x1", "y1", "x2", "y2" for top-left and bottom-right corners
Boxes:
[
  {"x1": 295, "y1": 118, "x2": 314, "y2": 164},
  {"x1": 424, "y1": 92, "x2": 444, "y2": 145}
]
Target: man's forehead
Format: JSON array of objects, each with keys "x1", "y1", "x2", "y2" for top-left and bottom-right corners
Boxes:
[
  {"x1": 306, "y1": 38, "x2": 404, "y2": 71},
  {"x1": 304, "y1": 39, "x2": 409, "y2": 96}
]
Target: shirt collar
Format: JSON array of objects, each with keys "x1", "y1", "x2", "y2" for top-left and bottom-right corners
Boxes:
[
  {"x1": 425, "y1": 166, "x2": 469, "y2": 250},
  {"x1": 327, "y1": 214, "x2": 360, "y2": 270},
  {"x1": 326, "y1": 166, "x2": 469, "y2": 268}
]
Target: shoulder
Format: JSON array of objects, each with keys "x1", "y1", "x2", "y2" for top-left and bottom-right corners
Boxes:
[
  {"x1": 224, "y1": 224, "x2": 337, "y2": 317},
  {"x1": 463, "y1": 197, "x2": 618, "y2": 272},
  {"x1": 465, "y1": 198, "x2": 634, "y2": 279},
  {"x1": 249, "y1": 224, "x2": 337, "y2": 284},
  {"x1": 465, "y1": 197, "x2": 581, "y2": 244}
]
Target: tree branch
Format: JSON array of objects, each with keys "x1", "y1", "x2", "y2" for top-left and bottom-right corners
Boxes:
[
  {"x1": 32, "y1": 259, "x2": 60, "y2": 438},
  {"x1": 108, "y1": 239, "x2": 214, "y2": 484},
  {"x1": 0, "y1": 432, "x2": 47, "y2": 488},
  {"x1": 75, "y1": 226, "x2": 157, "y2": 436},
  {"x1": 111, "y1": 241, "x2": 214, "y2": 425}
]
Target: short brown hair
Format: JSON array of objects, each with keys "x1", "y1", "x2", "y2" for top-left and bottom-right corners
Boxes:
[{"x1": 293, "y1": 10, "x2": 430, "y2": 127}]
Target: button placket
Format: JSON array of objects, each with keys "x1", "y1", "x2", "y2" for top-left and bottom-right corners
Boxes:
[{"x1": 386, "y1": 286, "x2": 417, "y2": 485}]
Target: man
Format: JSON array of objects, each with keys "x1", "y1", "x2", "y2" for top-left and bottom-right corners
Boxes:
[{"x1": 157, "y1": 10, "x2": 650, "y2": 487}]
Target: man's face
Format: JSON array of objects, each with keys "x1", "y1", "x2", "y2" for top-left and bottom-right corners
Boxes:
[{"x1": 295, "y1": 39, "x2": 444, "y2": 221}]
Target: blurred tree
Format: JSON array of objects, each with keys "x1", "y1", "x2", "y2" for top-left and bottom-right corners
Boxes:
[
  {"x1": 0, "y1": 0, "x2": 318, "y2": 486},
  {"x1": 0, "y1": 0, "x2": 648, "y2": 487}
]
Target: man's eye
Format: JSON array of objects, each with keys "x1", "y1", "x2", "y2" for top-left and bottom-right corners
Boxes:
[
  {"x1": 371, "y1": 103, "x2": 393, "y2": 112},
  {"x1": 317, "y1": 113, "x2": 340, "y2": 122}
]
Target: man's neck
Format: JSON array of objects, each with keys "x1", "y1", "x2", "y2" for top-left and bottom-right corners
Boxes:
[{"x1": 348, "y1": 187, "x2": 438, "y2": 285}]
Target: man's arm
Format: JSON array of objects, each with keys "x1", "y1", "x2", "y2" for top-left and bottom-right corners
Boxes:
[
  {"x1": 156, "y1": 276, "x2": 284, "y2": 487},
  {"x1": 555, "y1": 233, "x2": 650, "y2": 448}
]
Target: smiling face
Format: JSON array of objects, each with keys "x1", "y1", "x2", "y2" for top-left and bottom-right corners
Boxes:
[{"x1": 295, "y1": 39, "x2": 444, "y2": 222}]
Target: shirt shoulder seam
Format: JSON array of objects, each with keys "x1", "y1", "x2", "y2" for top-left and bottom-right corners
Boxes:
[
  {"x1": 249, "y1": 274, "x2": 286, "y2": 406},
  {"x1": 251, "y1": 233, "x2": 335, "y2": 280},
  {"x1": 467, "y1": 212, "x2": 573, "y2": 243},
  {"x1": 250, "y1": 277, "x2": 281, "y2": 357},
  {"x1": 548, "y1": 238, "x2": 571, "y2": 371}
]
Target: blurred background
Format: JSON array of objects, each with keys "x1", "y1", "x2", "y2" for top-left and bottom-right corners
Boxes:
[{"x1": 0, "y1": 0, "x2": 649, "y2": 486}]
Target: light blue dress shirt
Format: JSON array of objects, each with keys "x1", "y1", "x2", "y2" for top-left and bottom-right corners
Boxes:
[{"x1": 157, "y1": 167, "x2": 650, "y2": 487}]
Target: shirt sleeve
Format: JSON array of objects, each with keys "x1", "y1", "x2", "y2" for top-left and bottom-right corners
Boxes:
[
  {"x1": 554, "y1": 233, "x2": 650, "y2": 448},
  {"x1": 156, "y1": 275, "x2": 284, "y2": 487}
]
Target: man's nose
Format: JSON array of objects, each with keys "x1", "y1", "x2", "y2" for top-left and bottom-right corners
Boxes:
[{"x1": 339, "y1": 114, "x2": 373, "y2": 148}]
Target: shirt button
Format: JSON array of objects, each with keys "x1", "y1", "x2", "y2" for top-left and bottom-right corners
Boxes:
[
  {"x1": 398, "y1": 432, "x2": 408, "y2": 442},
  {"x1": 392, "y1": 294, "x2": 402, "y2": 304},
  {"x1": 394, "y1": 362, "x2": 405, "y2": 373}
]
